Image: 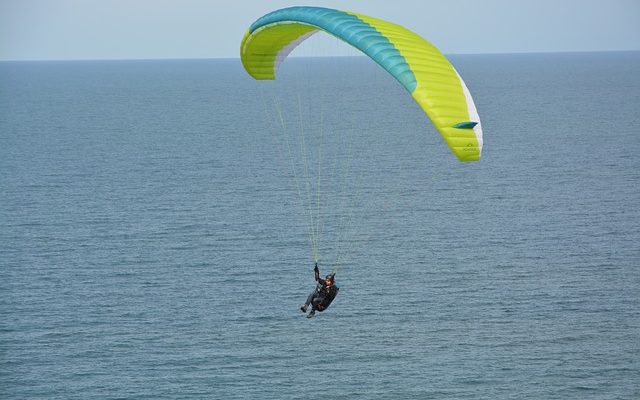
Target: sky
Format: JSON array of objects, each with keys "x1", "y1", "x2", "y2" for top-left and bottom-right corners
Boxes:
[{"x1": 1, "y1": 0, "x2": 639, "y2": 61}]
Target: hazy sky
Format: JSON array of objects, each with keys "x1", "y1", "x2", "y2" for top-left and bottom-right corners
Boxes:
[{"x1": 1, "y1": 0, "x2": 639, "y2": 60}]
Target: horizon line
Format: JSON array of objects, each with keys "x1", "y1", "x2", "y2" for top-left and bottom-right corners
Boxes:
[{"x1": 1, "y1": 49, "x2": 639, "y2": 63}]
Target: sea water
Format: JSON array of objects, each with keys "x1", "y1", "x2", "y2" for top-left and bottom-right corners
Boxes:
[{"x1": 1, "y1": 52, "x2": 639, "y2": 399}]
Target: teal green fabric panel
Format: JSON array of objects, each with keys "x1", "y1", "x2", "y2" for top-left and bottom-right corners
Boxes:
[
  {"x1": 249, "y1": 6, "x2": 417, "y2": 92},
  {"x1": 453, "y1": 121, "x2": 478, "y2": 129}
]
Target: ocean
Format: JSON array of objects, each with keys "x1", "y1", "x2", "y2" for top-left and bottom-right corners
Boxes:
[{"x1": 1, "y1": 52, "x2": 639, "y2": 399}]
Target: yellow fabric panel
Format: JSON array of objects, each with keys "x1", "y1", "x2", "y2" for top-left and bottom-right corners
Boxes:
[
  {"x1": 348, "y1": 12, "x2": 480, "y2": 161},
  {"x1": 241, "y1": 24, "x2": 317, "y2": 80}
]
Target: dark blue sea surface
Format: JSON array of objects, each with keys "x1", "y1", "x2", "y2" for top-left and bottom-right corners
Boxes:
[{"x1": 1, "y1": 52, "x2": 639, "y2": 399}]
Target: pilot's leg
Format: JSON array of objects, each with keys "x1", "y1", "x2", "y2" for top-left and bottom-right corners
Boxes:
[{"x1": 300, "y1": 290, "x2": 316, "y2": 312}]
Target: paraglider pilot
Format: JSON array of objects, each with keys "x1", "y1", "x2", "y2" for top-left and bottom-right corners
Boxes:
[{"x1": 300, "y1": 262, "x2": 339, "y2": 318}]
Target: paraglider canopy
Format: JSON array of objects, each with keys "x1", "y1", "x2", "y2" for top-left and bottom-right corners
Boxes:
[{"x1": 240, "y1": 6, "x2": 483, "y2": 161}]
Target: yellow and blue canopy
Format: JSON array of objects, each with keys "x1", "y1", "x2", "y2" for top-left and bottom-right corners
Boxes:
[{"x1": 240, "y1": 6, "x2": 483, "y2": 161}]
